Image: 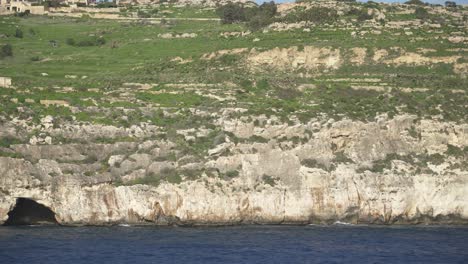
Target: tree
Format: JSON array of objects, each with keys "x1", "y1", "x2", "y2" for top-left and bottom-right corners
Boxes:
[
  {"x1": 259, "y1": 1, "x2": 277, "y2": 18},
  {"x1": 405, "y1": 0, "x2": 425, "y2": 5},
  {"x1": 0, "y1": 44, "x2": 13, "y2": 58},
  {"x1": 216, "y1": 3, "x2": 246, "y2": 24},
  {"x1": 216, "y1": 1, "x2": 278, "y2": 29},
  {"x1": 248, "y1": 14, "x2": 271, "y2": 31},
  {"x1": 445, "y1": 1, "x2": 456, "y2": 7},
  {"x1": 247, "y1": 1, "x2": 277, "y2": 30}
]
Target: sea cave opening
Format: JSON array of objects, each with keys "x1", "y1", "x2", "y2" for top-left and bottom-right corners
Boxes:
[{"x1": 3, "y1": 198, "x2": 58, "y2": 226}]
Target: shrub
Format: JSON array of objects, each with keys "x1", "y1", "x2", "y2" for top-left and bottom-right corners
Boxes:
[
  {"x1": 302, "y1": 7, "x2": 338, "y2": 23},
  {"x1": 282, "y1": 7, "x2": 338, "y2": 24},
  {"x1": 66, "y1": 38, "x2": 75, "y2": 46},
  {"x1": 225, "y1": 170, "x2": 239, "y2": 178},
  {"x1": 301, "y1": 158, "x2": 320, "y2": 168},
  {"x1": 217, "y1": 2, "x2": 246, "y2": 24},
  {"x1": 357, "y1": 9, "x2": 373, "y2": 21},
  {"x1": 43, "y1": 0, "x2": 65, "y2": 8},
  {"x1": 246, "y1": 3, "x2": 277, "y2": 30},
  {"x1": 256, "y1": 79, "x2": 269, "y2": 90},
  {"x1": 137, "y1": 10, "x2": 150, "y2": 18},
  {"x1": 415, "y1": 7, "x2": 429, "y2": 20},
  {"x1": 96, "y1": 2, "x2": 117, "y2": 8},
  {"x1": 137, "y1": 8, "x2": 158, "y2": 18},
  {"x1": 95, "y1": 37, "x2": 106, "y2": 46},
  {"x1": 248, "y1": 13, "x2": 273, "y2": 30},
  {"x1": 66, "y1": 37, "x2": 106, "y2": 47},
  {"x1": 0, "y1": 136, "x2": 23, "y2": 148},
  {"x1": 445, "y1": 1, "x2": 456, "y2": 7},
  {"x1": 14, "y1": 10, "x2": 30, "y2": 17},
  {"x1": 262, "y1": 174, "x2": 277, "y2": 186},
  {"x1": 0, "y1": 44, "x2": 13, "y2": 58},
  {"x1": 216, "y1": 2, "x2": 277, "y2": 29},
  {"x1": 446, "y1": 144, "x2": 464, "y2": 157},
  {"x1": 15, "y1": 29, "x2": 23, "y2": 38},
  {"x1": 166, "y1": 173, "x2": 182, "y2": 184},
  {"x1": 405, "y1": 0, "x2": 425, "y2": 5}
]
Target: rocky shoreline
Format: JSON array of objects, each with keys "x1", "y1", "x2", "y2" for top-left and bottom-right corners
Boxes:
[{"x1": 1, "y1": 114, "x2": 467, "y2": 226}]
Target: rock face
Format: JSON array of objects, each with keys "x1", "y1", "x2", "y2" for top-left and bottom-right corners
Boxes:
[
  {"x1": 240, "y1": 46, "x2": 466, "y2": 76},
  {"x1": 1, "y1": 114, "x2": 467, "y2": 225},
  {"x1": 247, "y1": 46, "x2": 342, "y2": 72}
]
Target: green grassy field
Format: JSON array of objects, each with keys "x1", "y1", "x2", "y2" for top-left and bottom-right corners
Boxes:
[{"x1": 0, "y1": 3, "x2": 467, "y2": 126}]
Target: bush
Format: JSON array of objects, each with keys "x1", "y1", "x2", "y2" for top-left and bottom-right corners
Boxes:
[
  {"x1": 0, "y1": 44, "x2": 13, "y2": 58},
  {"x1": 14, "y1": 11, "x2": 30, "y2": 17},
  {"x1": 137, "y1": 10, "x2": 151, "y2": 18},
  {"x1": 302, "y1": 7, "x2": 338, "y2": 23},
  {"x1": 357, "y1": 9, "x2": 373, "y2": 21},
  {"x1": 43, "y1": 0, "x2": 65, "y2": 7},
  {"x1": 217, "y1": 2, "x2": 246, "y2": 24},
  {"x1": 248, "y1": 14, "x2": 271, "y2": 30},
  {"x1": 445, "y1": 1, "x2": 456, "y2": 7},
  {"x1": 405, "y1": 0, "x2": 425, "y2": 5},
  {"x1": 246, "y1": 2, "x2": 277, "y2": 30},
  {"x1": 15, "y1": 29, "x2": 23, "y2": 38},
  {"x1": 225, "y1": 170, "x2": 239, "y2": 178},
  {"x1": 262, "y1": 174, "x2": 277, "y2": 186},
  {"x1": 96, "y1": 2, "x2": 117, "y2": 8},
  {"x1": 66, "y1": 37, "x2": 106, "y2": 47},
  {"x1": 0, "y1": 136, "x2": 23, "y2": 148},
  {"x1": 258, "y1": 1, "x2": 277, "y2": 18},
  {"x1": 256, "y1": 79, "x2": 269, "y2": 90},
  {"x1": 415, "y1": 7, "x2": 429, "y2": 20},
  {"x1": 137, "y1": 8, "x2": 158, "y2": 18},
  {"x1": 66, "y1": 38, "x2": 75, "y2": 46},
  {"x1": 217, "y1": 1, "x2": 277, "y2": 28},
  {"x1": 282, "y1": 7, "x2": 338, "y2": 24}
]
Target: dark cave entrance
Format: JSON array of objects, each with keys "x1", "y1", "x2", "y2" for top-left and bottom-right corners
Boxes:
[{"x1": 3, "y1": 198, "x2": 58, "y2": 226}]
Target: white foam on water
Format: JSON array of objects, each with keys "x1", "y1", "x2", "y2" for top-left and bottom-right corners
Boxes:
[{"x1": 333, "y1": 221, "x2": 354, "y2": 226}]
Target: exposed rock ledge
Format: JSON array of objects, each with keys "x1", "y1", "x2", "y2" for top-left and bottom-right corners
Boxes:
[{"x1": 0, "y1": 115, "x2": 467, "y2": 225}]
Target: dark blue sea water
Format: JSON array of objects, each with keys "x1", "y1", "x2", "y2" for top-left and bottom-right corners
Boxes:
[{"x1": 0, "y1": 225, "x2": 467, "y2": 263}]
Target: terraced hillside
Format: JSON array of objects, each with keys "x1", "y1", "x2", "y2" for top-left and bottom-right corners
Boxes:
[{"x1": 0, "y1": 1, "x2": 467, "y2": 225}]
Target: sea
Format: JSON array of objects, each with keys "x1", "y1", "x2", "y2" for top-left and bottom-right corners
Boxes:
[{"x1": 0, "y1": 224, "x2": 467, "y2": 263}]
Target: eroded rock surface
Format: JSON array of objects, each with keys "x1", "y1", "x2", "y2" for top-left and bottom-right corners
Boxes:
[{"x1": 1, "y1": 114, "x2": 467, "y2": 225}]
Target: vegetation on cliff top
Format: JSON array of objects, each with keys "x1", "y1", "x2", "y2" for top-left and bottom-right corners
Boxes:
[{"x1": 0, "y1": 1, "x2": 466, "y2": 188}]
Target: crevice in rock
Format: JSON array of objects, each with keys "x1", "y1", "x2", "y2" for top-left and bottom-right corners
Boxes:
[{"x1": 3, "y1": 198, "x2": 58, "y2": 226}]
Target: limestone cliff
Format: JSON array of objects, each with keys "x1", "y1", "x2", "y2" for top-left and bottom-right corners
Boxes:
[{"x1": 1, "y1": 114, "x2": 466, "y2": 225}]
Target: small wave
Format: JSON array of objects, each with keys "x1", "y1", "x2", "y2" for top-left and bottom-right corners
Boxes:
[{"x1": 333, "y1": 221, "x2": 354, "y2": 226}]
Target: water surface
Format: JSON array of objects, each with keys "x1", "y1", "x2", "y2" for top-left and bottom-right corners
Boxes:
[{"x1": 0, "y1": 225, "x2": 467, "y2": 263}]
